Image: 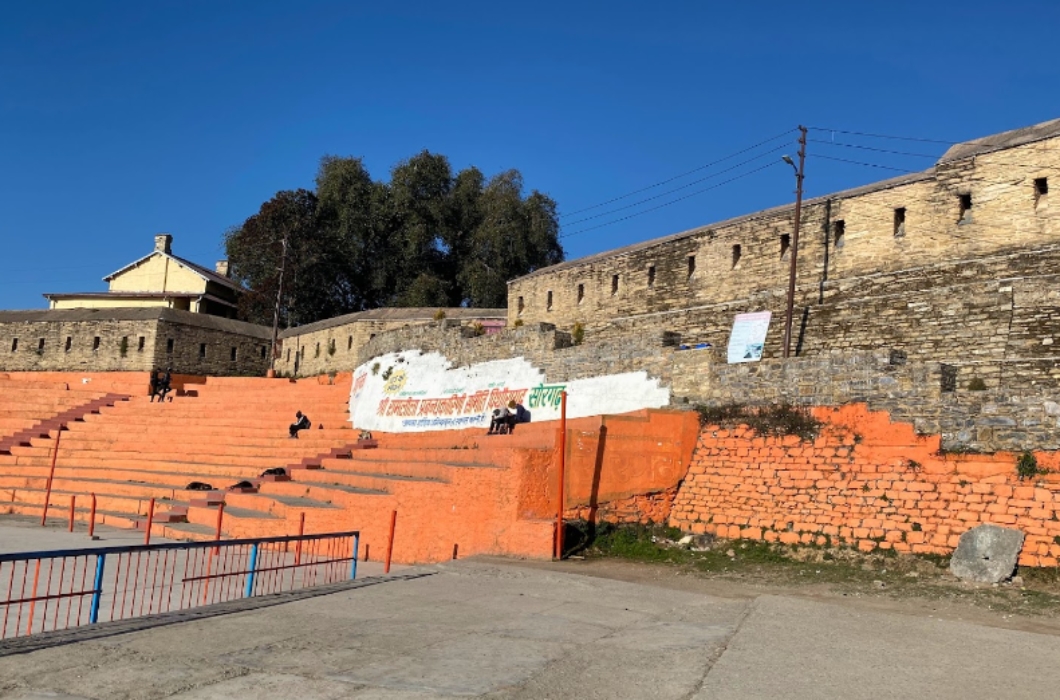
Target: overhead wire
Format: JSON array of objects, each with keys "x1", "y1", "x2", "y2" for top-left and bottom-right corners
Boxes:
[
  {"x1": 807, "y1": 139, "x2": 940, "y2": 159},
  {"x1": 563, "y1": 143, "x2": 791, "y2": 227},
  {"x1": 560, "y1": 128, "x2": 797, "y2": 218},
  {"x1": 560, "y1": 161, "x2": 783, "y2": 240},
  {"x1": 808, "y1": 154, "x2": 918, "y2": 173}
]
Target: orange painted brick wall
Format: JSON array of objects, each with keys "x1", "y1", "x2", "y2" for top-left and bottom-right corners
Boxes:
[{"x1": 670, "y1": 404, "x2": 1060, "y2": 568}]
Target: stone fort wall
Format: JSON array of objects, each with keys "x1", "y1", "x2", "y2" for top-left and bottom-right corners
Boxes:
[
  {"x1": 274, "y1": 307, "x2": 506, "y2": 378},
  {"x1": 507, "y1": 123, "x2": 1060, "y2": 370},
  {"x1": 352, "y1": 321, "x2": 1060, "y2": 452},
  {"x1": 0, "y1": 309, "x2": 271, "y2": 376}
]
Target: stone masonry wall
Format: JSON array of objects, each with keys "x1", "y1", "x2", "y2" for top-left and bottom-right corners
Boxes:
[
  {"x1": 276, "y1": 310, "x2": 506, "y2": 378},
  {"x1": 509, "y1": 132, "x2": 1060, "y2": 365},
  {"x1": 0, "y1": 318, "x2": 160, "y2": 372},
  {"x1": 669, "y1": 404, "x2": 1060, "y2": 568},
  {"x1": 357, "y1": 321, "x2": 1060, "y2": 452},
  {"x1": 0, "y1": 310, "x2": 271, "y2": 377}
]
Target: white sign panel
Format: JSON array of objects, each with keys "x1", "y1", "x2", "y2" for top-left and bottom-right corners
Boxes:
[
  {"x1": 727, "y1": 311, "x2": 772, "y2": 363},
  {"x1": 349, "y1": 351, "x2": 671, "y2": 432}
]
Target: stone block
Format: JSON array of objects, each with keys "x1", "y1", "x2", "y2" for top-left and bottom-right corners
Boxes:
[{"x1": 949, "y1": 524, "x2": 1025, "y2": 583}]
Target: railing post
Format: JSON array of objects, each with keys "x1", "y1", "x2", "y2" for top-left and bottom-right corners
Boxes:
[
  {"x1": 144, "y1": 497, "x2": 155, "y2": 545},
  {"x1": 212, "y1": 502, "x2": 225, "y2": 555},
  {"x1": 350, "y1": 533, "x2": 359, "y2": 581},
  {"x1": 555, "y1": 390, "x2": 568, "y2": 560},
  {"x1": 244, "y1": 543, "x2": 259, "y2": 598},
  {"x1": 68, "y1": 495, "x2": 76, "y2": 532},
  {"x1": 384, "y1": 510, "x2": 397, "y2": 574},
  {"x1": 41, "y1": 428, "x2": 63, "y2": 526},
  {"x1": 25, "y1": 560, "x2": 41, "y2": 635},
  {"x1": 89, "y1": 553, "x2": 107, "y2": 624},
  {"x1": 88, "y1": 493, "x2": 97, "y2": 539},
  {"x1": 295, "y1": 512, "x2": 305, "y2": 565}
]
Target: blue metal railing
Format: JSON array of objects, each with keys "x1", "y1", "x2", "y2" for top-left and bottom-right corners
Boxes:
[{"x1": 0, "y1": 530, "x2": 359, "y2": 639}]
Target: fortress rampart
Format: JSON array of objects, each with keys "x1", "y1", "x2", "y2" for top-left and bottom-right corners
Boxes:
[
  {"x1": 0, "y1": 308, "x2": 270, "y2": 376},
  {"x1": 507, "y1": 121, "x2": 1060, "y2": 367}
]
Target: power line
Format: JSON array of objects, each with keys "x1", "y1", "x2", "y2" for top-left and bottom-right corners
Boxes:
[
  {"x1": 564, "y1": 143, "x2": 790, "y2": 227},
  {"x1": 560, "y1": 128, "x2": 797, "y2": 218},
  {"x1": 807, "y1": 139, "x2": 939, "y2": 159},
  {"x1": 809, "y1": 154, "x2": 918, "y2": 173},
  {"x1": 560, "y1": 161, "x2": 782, "y2": 240},
  {"x1": 808, "y1": 126, "x2": 956, "y2": 145}
]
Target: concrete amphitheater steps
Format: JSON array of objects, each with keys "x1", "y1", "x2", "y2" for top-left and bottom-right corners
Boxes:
[{"x1": 0, "y1": 374, "x2": 578, "y2": 562}]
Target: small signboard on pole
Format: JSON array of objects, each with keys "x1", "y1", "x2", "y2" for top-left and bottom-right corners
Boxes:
[{"x1": 727, "y1": 311, "x2": 772, "y2": 363}]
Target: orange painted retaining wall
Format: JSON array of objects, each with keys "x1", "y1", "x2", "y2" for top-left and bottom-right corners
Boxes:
[{"x1": 670, "y1": 404, "x2": 1060, "y2": 567}]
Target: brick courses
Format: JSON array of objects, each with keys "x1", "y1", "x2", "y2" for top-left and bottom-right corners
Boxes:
[{"x1": 669, "y1": 404, "x2": 1060, "y2": 568}]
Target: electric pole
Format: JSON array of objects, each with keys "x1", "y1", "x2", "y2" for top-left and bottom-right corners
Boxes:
[
  {"x1": 269, "y1": 231, "x2": 289, "y2": 375},
  {"x1": 782, "y1": 126, "x2": 807, "y2": 359}
]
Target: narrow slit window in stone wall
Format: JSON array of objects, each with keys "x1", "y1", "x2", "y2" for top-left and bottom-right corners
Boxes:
[
  {"x1": 731, "y1": 244, "x2": 742, "y2": 269},
  {"x1": 517, "y1": 296, "x2": 524, "y2": 315},
  {"x1": 37, "y1": 338, "x2": 45, "y2": 353},
  {"x1": 315, "y1": 342, "x2": 320, "y2": 358},
  {"x1": 894, "y1": 207, "x2": 906, "y2": 237},
  {"x1": 167, "y1": 338, "x2": 174, "y2": 353},
  {"x1": 230, "y1": 347, "x2": 237, "y2": 362},
  {"x1": 577, "y1": 284, "x2": 584, "y2": 304},
  {"x1": 834, "y1": 220, "x2": 846, "y2": 249},
  {"x1": 10, "y1": 338, "x2": 16, "y2": 352},
  {"x1": 779, "y1": 234, "x2": 791, "y2": 259},
  {"x1": 92, "y1": 336, "x2": 100, "y2": 351},
  {"x1": 647, "y1": 265, "x2": 656, "y2": 288},
  {"x1": 286, "y1": 348, "x2": 290, "y2": 362},
  {"x1": 348, "y1": 335, "x2": 353, "y2": 350},
  {"x1": 611, "y1": 274, "x2": 619, "y2": 296},
  {"x1": 65, "y1": 336, "x2": 72, "y2": 352},
  {"x1": 687, "y1": 255, "x2": 696, "y2": 279},
  {"x1": 199, "y1": 343, "x2": 207, "y2": 359},
  {"x1": 260, "y1": 346, "x2": 266, "y2": 359},
  {"x1": 137, "y1": 336, "x2": 145, "y2": 351},
  {"x1": 546, "y1": 290, "x2": 553, "y2": 311},
  {"x1": 958, "y1": 194, "x2": 972, "y2": 223},
  {"x1": 1035, "y1": 177, "x2": 1049, "y2": 207}
]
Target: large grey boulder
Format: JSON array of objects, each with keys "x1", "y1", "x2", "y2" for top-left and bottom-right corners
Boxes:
[{"x1": 949, "y1": 524, "x2": 1025, "y2": 583}]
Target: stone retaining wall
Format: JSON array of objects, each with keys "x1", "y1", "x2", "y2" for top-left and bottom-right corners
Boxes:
[{"x1": 669, "y1": 404, "x2": 1060, "y2": 568}]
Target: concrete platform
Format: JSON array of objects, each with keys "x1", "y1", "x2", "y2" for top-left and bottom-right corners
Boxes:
[{"x1": 1, "y1": 558, "x2": 1060, "y2": 698}]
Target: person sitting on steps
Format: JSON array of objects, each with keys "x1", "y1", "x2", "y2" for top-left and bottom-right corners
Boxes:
[
  {"x1": 289, "y1": 410, "x2": 311, "y2": 438},
  {"x1": 487, "y1": 405, "x2": 511, "y2": 435},
  {"x1": 155, "y1": 368, "x2": 173, "y2": 404},
  {"x1": 148, "y1": 368, "x2": 162, "y2": 402}
]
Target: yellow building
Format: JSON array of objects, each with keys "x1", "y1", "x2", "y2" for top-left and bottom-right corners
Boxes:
[{"x1": 44, "y1": 234, "x2": 242, "y2": 318}]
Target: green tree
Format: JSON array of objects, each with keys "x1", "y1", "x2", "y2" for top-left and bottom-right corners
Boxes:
[
  {"x1": 224, "y1": 189, "x2": 321, "y2": 326},
  {"x1": 225, "y1": 152, "x2": 563, "y2": 325}
]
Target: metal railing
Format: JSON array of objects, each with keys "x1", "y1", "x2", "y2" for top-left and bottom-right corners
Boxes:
[{"x1": 0, "y1": 530, "x2": 359, "y2": 639}]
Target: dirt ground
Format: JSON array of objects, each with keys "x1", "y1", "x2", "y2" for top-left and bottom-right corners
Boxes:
[{"x1": 491, "y1": 539, "x2": 1060, "y2": 638}]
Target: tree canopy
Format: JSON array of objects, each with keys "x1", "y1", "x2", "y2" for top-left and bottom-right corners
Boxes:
[{"x1": 224, "y1": 151, "x2": 563, "y2": 327}]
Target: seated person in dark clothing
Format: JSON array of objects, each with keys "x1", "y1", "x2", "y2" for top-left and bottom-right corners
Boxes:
[
  {"x1": 501, "y1": 400, "x2": 532, "y2": 434},
  {"x1": 289, "y1": 410, "x2": 311, "y2": 438},
  {"x1": 487, "y1": 406, "x2": 511, "y2": 435},
  {"x1": 510, "y1": 401, "x2": 531, "y2": 431},
  {"x1": 149, "y1": 369, "x2": 162, "y2": 402},
  {"x1": 154, "y1": 369, "x2": 173, "y2": 404}
]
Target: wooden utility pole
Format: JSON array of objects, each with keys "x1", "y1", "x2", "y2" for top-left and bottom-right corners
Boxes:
[
  {"x1": 269, "y1": 232, "x2": 289, "y2": 374},
  {"x1": 782, "y1": 126, "x2": 808, "y2": 358}
]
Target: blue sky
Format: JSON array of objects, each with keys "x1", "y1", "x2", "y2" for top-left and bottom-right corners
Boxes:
[{"x1": 2, "y1": 1, "x2": 1057, "y2": 310}]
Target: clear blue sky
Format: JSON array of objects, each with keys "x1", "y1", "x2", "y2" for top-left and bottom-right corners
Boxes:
[{"x1": 2, "y1": 1, "x2": 1057, "y2": 310}]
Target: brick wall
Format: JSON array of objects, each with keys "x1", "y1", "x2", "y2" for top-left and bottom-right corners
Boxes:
[{"x1": 669, "y1": 404, "x2": 1060, "y2": 567}]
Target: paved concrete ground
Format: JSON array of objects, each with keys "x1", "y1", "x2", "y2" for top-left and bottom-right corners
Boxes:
[{"x1": 1, "y1": 558, "x2": 1059, "y2": 699}]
